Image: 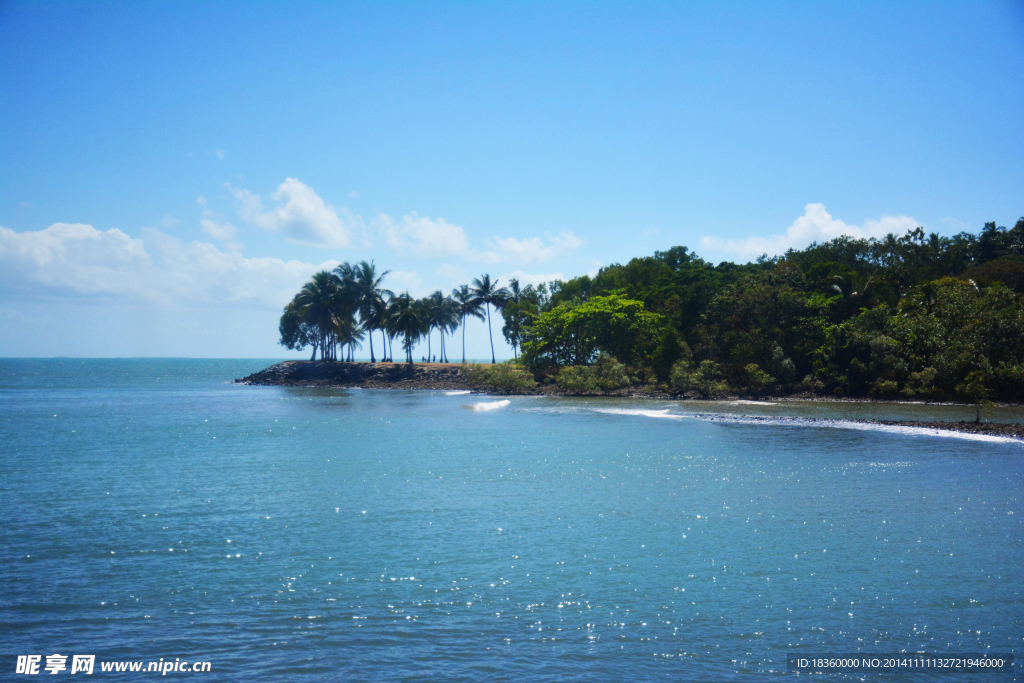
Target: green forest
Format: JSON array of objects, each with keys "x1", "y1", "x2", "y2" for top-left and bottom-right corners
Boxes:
[{"x1": 280, "y1": 218, "x2": 1024, "y2": 403}]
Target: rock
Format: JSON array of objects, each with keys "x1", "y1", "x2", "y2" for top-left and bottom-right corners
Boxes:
[{"x1": 235, "y1": 361, "x2": 471, "y2": 390}]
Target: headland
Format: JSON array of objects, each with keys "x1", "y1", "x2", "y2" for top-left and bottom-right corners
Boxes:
[{"x1": 236, "y1": 361, "x2": 1023, "y2": 441}]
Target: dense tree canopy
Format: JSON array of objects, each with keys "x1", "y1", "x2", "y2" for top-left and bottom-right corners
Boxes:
[
  {"x1": 523, "y1": 217, "x2": 1024, "y2": 401},
  {"x1": 277, "y1": 217, "x2": 1024, "y2": 402}
]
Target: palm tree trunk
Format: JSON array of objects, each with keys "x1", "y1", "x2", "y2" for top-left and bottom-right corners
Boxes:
[
  {"x1": 368, "y1": 325, "x2": 375, "y2": 362},
  {"x1": 427, "y1": 329, "x2": 432, "y2": 362},
  {"x1": 486, "y1": 304, "x2": 496, "y2": 363},
  {"x1": 381, "y1": 330, "x2": 387, "y2": 361},
  {"x1": 461, "y1": 315, "x2": 467, "y2": 363}
]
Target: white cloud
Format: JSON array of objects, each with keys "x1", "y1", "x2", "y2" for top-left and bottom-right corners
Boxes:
[
  {"x1": 197, "y1": 196, "x2": 240, "y2": 250},
  {"x1": 387, "y1": 270, "x2": 423, "y2": 296},
  {"x1": 378, "y1": 210, "x2": 583, "y2": 265},
  {"x1": 377, "y1": 212, "x2": 471, "y2": 259},
  {"x1": 215, "y1": 149, "x2": 226, "y2": 160},
  {"x1": 700, "y1": 203, "x2": 920, "y2": 260},
  {"x1": 200, "y1": 217, "x2": 238, "y2": 244},
  {"x1": 0, "y1": 222, "x2": 334, "y2": 308},
  {"x1": 229, "y1": 178, "x2": 360, "y2": 249},
  {"x1": 485, "y1": 231, "x2": 582, "y2": 265},
  {"x1": 499, "y1": 270, "x2": 564, "y2": 288}
]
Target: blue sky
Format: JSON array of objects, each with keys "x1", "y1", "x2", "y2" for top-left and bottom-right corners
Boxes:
[{"x1": 1, "y1": 1, "x2": 1022, "y2": 358}]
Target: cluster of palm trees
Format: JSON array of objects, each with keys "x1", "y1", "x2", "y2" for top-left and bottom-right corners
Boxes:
[{"x1": 279, "y1": 261, "x2": 512, "y2": 364}]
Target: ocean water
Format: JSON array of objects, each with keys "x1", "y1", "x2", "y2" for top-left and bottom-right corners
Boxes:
[{"x1": 1, "y1": 359, "x2": 1021, "y2": 681}]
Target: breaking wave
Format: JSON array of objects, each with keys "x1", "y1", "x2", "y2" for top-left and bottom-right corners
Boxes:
[
  {"x1": 466, "y1": 399, "x2": 510, "y2": 412},
  {"x1": 586, "y1": 406, "x2": 1020, "y2": 444},
  {"x1": 593, "y1": 408, "x2": 688, "y2": 420}
]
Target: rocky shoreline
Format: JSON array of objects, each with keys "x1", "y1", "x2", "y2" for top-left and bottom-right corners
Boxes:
[
  {"x1": 235, "y1": 361, "x2": 1023, "y2": 441},
  {"x1": 235, "y1": 360, "x2": 471, "y2": 390}
]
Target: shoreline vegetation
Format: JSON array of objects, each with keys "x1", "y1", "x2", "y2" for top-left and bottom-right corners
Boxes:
[
  {"x1": 234, "y1": 360, "x2": 1024, "y2": 441},
  {"x1": 263, "y1": 217, "x2": 1024, "y2": 432}
]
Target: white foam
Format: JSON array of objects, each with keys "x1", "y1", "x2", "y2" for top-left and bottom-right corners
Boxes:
[
  {"x1": 730, "y1": 400, "x2": 778, "y2": 406},
  {"x1": 467, "y1": 399, "x2": 511, "y2": 412},
  {"x1": 445, "y1": 390, "x2": 471, "y2": 396},
  {"x1": 588, "y1": 406, "x2": 1021, "y2": 445},
  {"x1": 593, "y1": 408, "x2": 687, "y2": 420},
  {"x1": 698, "y1": 414, "x2": 1022, "y2": 445},
  {"x1": 830, "y1": 420, "x2": 1021, "y2": 445}
]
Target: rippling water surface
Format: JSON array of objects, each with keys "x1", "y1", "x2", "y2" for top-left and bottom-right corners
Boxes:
[{"x1": 2, "y1": 359, "x2": 1022, "y2": 680}]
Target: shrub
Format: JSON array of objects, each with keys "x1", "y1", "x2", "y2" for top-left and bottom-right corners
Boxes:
[
  {"x1": 901, "y1": 367, "x2": 938, "y2": 397},
  {"x1": 484, "y1": 362, "x2": 537, "y2": 393},
  {"x1": 744, "y1": 363, "x2": 775, "y2": 394},
  {"x1": 461, "y1": 362, "x2": 537, "y2": 393},
  {"x1": 871, "y1": 379, "x2": 899, "y2": 396},
  {"x1": 669, "y1": 360, "x2": 693, "y2": 392},
  {"x1": 461, "y1": 363, "x2": 490, "y2": 385},
  {"x1": 670, "y1": 359, "x2": 730, "y2": 397},
  {"x1": 993, "y1": 363, "x2": 1024, "y2": 401},
  {"x1": 593, "y1": 353, "x2": 632, "y2": 390},
  {"x1": 801, "y1": 374, "x2": 824, "y2": 392},
  {"x1": 556, "y1": 366, "x2": 599, "y2": 394}
]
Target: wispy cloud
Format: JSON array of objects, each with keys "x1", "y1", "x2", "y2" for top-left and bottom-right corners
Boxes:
[
  {"x1": 485, "y1": 232, "x2": 583, "y2": 265},
  {"x1": 377, "y1": 212, "x2": 471, "y2": 259},
  {"x1": 376, "y1": 211, "x2": 583, "y2": 265},
  {"x1": 228, "y1": 178, "x2": 362, "y2": 249},
  {"x1": 499, "y1": 269, "x2": 564, "y2": 288},
  {"x1": 701, "y1": 203, "x2": 920, "y2": 260},
  {"x1": 387, "y1": 270, "x2": 423, "y2": 296},
  {"x1": 196, "y1": 196, "x2": 240, "y2": 250},
  {"x1": 0, "y1": 222, "x2": 332, "y2": 308}
]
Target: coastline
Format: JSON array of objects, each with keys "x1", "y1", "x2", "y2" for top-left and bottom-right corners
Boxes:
[{"x1": 235, "y1": 361, "x2": 1024, "y2": 441}]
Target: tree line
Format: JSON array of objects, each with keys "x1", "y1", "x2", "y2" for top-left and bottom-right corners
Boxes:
[
  {"x1": 280, "y1": 216, "x2": 1024, "y2": 404},
  {"x1": 518, "y1": 217, "x2": 1024, "y2": 405},
  {"x1": 278, "y1": 261, "x2": 518, "y2": 365}
]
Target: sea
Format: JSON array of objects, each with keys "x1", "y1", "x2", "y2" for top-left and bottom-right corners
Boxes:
[{"x1": 1, "y1": 359, "x2": 1021, "y2": 681}]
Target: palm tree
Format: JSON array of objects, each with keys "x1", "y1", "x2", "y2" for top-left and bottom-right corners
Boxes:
[
  {"x1": 294, "y1": 271, "x2": 342, "y2": 360},
  {"x1": 425, "y1": 291, "x2": 461, "y2": 363},
  {"x1": 425, "y1": 290, "x2": 452, "y2": 362},
  {"x1": 439, "y1": 295, "x2": 460, "y2": 362},
  {"x1": 414, "y1": 297, "x2": 432, "y2": 361},
  {"x1": 349, "y1": 260, "x2": 392, "y2": 363},
  {"x1": 367, "y1": 293, "x2": 391, "y2": 360},
  {"x1": 452, "y1": 284, "x2": 484, "y2": 363},
  {"x1": 505, "y1": 278, "x2": 522, "y2": 360},
  {"x1": 335, "y1": 316, "x2": 364, "y2": 361},
  {"x1": 384, "y1": 295, "x2": 404, "y2": 362},
  {"x1": 470, "y1": 274, "x2": 510, "y2": 363},
  {"x1": 389, "y1": 293, "x2": 422, "y2": 363}
]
